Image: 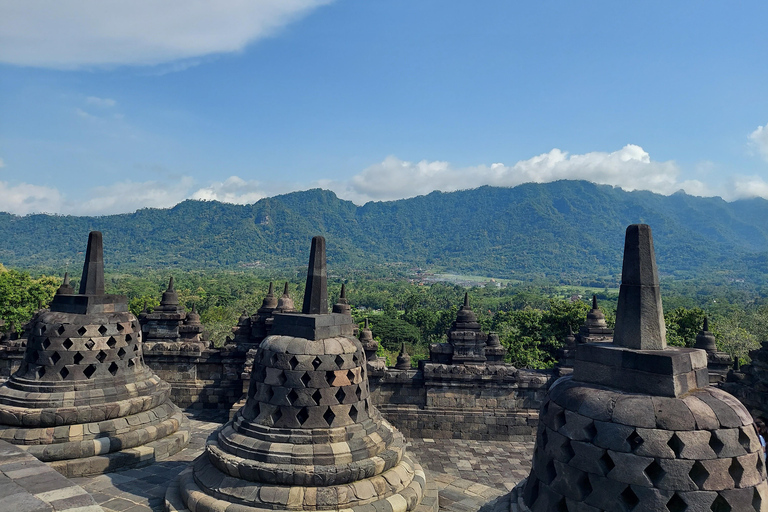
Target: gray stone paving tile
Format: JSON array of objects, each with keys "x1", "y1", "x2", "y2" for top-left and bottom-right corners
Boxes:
[
  {"x1": 101, "y1": 498, "x2": 141, "y2": 512},
  {"x1": 34, "y1": 486, "x2": 87, "y2": 502},
  {"x1": 90, "y1": 492, "x2": 115, "y2": 504},
  {"x1": 3, "y1": 491, "x2": 51, "y2": 512},
  {"x1": 49, "y1": 492, "x2": 98, "y2": 510},
  {"x1": 16, "y1": 472, "x2": 70, "y2": 495}
]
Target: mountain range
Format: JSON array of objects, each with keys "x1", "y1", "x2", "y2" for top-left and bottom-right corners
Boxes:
[{"x1": 2, "y1": 180, "x2": 768, "y2": 284}]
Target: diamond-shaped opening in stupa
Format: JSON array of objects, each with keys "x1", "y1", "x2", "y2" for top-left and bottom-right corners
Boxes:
[
  {"x1": 323, "y1": 407, "x2": 335, "y2": 427},
  {"x1": 83, "y1": 364, "x2": 96, "y2": 379}
]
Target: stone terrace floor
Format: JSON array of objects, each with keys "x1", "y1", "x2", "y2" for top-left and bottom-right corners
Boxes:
[{"x1": 70, "y1": 410, "x2": 535, "y2": 512}]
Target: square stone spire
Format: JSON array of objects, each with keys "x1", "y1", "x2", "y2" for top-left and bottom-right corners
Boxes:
[
  {"x1": 573, "y1": 224, "x2": 708, "y2": 397},
  {"x1": 50, "y1": 231, "x2": 127, "y2": 314},
  {"x1": 302, "y1": 235, "x2": 328, "y2": 314},
  {"x1": 613, "y1": 224, "x2": 666, "y2": 350},
  {"x1": 270, "y1": 236, "x2": 353, "y2": 340},
  {"x1": 79, "y1": 231, "x2": 105, "y2": 295}
]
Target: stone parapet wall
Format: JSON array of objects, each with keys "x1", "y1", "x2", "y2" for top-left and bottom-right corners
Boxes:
[
  {"x1": 378, "y1": 404, "x2": 539, "y2": 441},
  {"x1": 141, "y1": 344, "x2": 245, "y2": 410},
  {"x1": 369, "y1": 363, "x2": 552, "y2": 441}
]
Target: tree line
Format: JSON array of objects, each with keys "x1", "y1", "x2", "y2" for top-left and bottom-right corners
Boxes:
[{"x1": 1, "y1": 266, "x2": 765, "y2": 368}]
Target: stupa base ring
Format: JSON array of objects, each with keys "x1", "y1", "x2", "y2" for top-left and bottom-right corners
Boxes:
[
  {"x1": 44, "y1": 415, "x2": 189, "y2": 477},
  {"x1": 164, "y1": 453, "x2": 439, "y2": 512}
]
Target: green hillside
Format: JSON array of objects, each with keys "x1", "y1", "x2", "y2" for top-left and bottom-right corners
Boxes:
[{"x1": 2, "y1": 181, "x2": 768, "y2": 284}]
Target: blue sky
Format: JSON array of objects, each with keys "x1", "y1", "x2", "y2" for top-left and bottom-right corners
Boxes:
[{"x1": 1, "y1": 1, "x2": 768, "y2": 215}]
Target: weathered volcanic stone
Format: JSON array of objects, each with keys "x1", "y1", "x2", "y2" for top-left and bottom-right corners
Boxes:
[
  {"x1": 0, "y1": 231, "x2": 189, "y2": 477},
  {"x1": 694, "y1": 317, "x2": 733, "y2": 379},
  {"x1": 573, "y1": 225, "x2": 709, "y2": 398},
  {"x1": 613, "y1": 224, "x2": 666, "y2": 350},
  {"x1": 79, "y1": 231, "x2": 105, "y2": 296},
  {"x1": 141, "y1": 277, "x2": 204, "y2": 346},
  {"x1": 165, "y1": 236, "x2": 436, "y2": 512}
]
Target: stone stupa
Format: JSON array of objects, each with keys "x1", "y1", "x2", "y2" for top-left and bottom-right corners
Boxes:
[
  {"x1": 166, "y1": 235, "x2": 437, "y2": 512},
  {"x1": 429, "y1": 293, "x2": 505, "y2": 364},
  {"x1": 695, "y1": 317, "x2": 733, "y2": 381},
  {"x1": 141, "y1": 277, "x2": 205, "y2": 348},
  {"x1": 577, "y1": 295, "x2": 613, "y2": 343},
  {"x1": 0, "y1": 231, "x2": 189, "y2": 477},
  {"x1": 509, "y1": 224, "x2": 768, "y2": 511}
]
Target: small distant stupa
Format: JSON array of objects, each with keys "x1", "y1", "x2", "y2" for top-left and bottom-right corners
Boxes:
[{"x1": 429, "y1": 293, "x2": 506, "y2": 364}]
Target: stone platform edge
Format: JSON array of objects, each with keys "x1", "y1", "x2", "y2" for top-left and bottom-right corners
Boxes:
[{"x1": 0, "y1": 439, "x2": 103, "y2": 511}]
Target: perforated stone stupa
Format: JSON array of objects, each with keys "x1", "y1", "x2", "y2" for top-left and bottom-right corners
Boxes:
[
  {"x1": 0, "y1": 231, "x2": 189, "y2": 477},
  {"x1": 509, "y1": 224, "x2": 768, "y2": 512},
  {"x1": 166, "y1": 236, "x2": 437, "y2": 512}
]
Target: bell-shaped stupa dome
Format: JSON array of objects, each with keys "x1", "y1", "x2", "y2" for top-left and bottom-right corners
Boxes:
[
  {"x1": 509, "y1": 225, "x2": 768, "y2": 511},
  {"x1": 0, "y1": 231, "x2": 188, "y2": 477},
  {"x1": 166, "y1": 236, "x2": 437, "y2": 512}
]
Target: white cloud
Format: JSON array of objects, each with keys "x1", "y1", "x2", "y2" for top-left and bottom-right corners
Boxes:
[
  {"x1": 333, "y1": 145, "x2": 711, "y2": 203},
  {"x1": 86, "y1": 96, "x2": 116, "y2": 108},
  {"x1": 0, "y1": 181, "x2": 64, "y2": 216},
  {"x1": 727, "y1": 175, "x2": 768, "y2": 201},
  {"x1": 0, "y1": 173, "x2": 271, "y2": 216},
  {"x1": 0, "y1": 0, "x2": 334, "y2": 69},
  {"x1": 749, "y1": 124, "x2": 768, "y2": 162},
  {"x1": 71, "y1": 177, "x2": 196, "y2": 215},
  {"x1": 191, "y1": 176, "x2": 268, "y2": 204},
  {"x1": 2, "y1": 145, "x2": 768, "y2": 216}
]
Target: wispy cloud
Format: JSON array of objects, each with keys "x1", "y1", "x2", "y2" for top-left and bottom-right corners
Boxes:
[
  {"x1": 75, "y1": 96, "x2": 123, "y2": 123},
  {"x1": 0, "y1": 0, "x2": 334, "y2": 69},
  {"x1": 72, "y1": 177, "x2": 196, "y2": 216},
  {"x1": 86, "y1": 96, "x2": 117, "y2": 108},
  {"x1": 728, "y1": 175, "x2": 768, "y2": 200},
  {"x1": 749, "y1": 123, "x2": 768, "y2": 162},
  {"x1": 75, "y1": 108, "x2": 98, "y2": 120}
]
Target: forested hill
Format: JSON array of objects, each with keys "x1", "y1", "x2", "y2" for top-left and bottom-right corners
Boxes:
[{"x1": 2, "y1": 180, "x2": 768, "y2": 283}]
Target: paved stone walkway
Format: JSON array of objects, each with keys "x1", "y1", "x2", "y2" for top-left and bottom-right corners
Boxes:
[
  {"x1": 65, "y1": 410, "x2": 534, "y2": 512},
  {"x1": 409, "y1": 438, "x2": 533, "y2": 493},
  {"x1": 0, "y1": 439, "x2": 102, "y2": 512}
]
